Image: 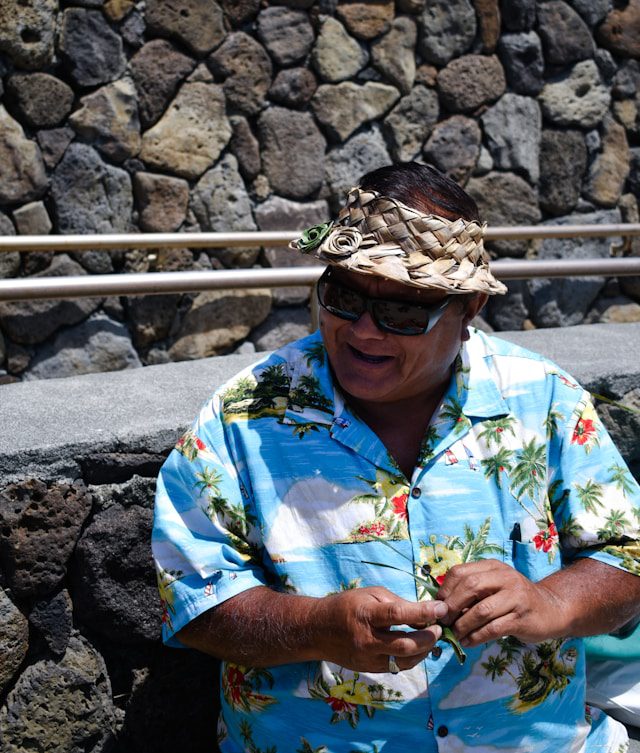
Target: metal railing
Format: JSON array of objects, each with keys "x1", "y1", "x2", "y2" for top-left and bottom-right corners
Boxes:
[{"x1": 0, "y1": 225, "x2": 639, "y2": 303}]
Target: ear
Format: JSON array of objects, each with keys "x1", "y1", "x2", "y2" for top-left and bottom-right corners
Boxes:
[{"x1": 460, "y1": 293, "x2": 488, "y2": 341}]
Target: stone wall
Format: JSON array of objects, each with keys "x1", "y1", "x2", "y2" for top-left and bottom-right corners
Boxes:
[
  {"x1": 0, "y1": 323, "x2": 639, "y2": 752},
  {"x1": 0, "y1": 0, "x2": 639, "y2": 383}
]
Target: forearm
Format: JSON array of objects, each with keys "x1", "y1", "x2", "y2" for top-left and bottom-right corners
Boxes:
[
  {"x1": 177, "y1": 586, "x2": 323, "y2": 667},
  {"x1": 539, "y1": 557, "x2": 640, "y2": 638},
  {"x1": 176, "y1": 583, "x2": 448, "y2": 672}
]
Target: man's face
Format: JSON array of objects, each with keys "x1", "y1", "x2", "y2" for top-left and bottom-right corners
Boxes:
[{"x1": 319, "y1": 268, "x2": 486, "y2": 410}]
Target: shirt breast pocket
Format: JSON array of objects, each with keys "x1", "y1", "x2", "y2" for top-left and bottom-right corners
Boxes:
[{"x1": 505, "y1": 539, "x2": 561, "y2": 582}]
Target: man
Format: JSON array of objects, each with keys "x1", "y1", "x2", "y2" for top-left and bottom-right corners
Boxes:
[{"x1": 153, "y1": 162, "x2": 640, "y2": 753}]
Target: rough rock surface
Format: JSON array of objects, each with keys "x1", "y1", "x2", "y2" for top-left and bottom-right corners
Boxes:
[
  {"x1": 0, "y1": 105, "x2": 48, "y2": 206},
  {"x1": 140, "y1": 82, "x2": 231, "y2": 180},
  {"x1": 251, "y1": 306, "x2": 312, "y2": 351},
  {"x1": 134, "y1": 172, "x2": 190, "y2": 233},
  {"x1": 539, "y1": 60, "x2": 610, "y2": 129},
  {"x1": 583, "y1": 117, "x2": 630, "y2": 208},
  {"x1": 145, "y1": 0, "x2": 226, "y2": 56},
  {"x1": 0, "y1": 213, "x2": 19, "y2": 279},
  {"x1": 256, "y1": 7, "x2": 314, "y2": 66},
  {"x1": 311, "y1": 16, "x2": 368, "y2": 83},
  {"x1": 537, "y1": 0, "x2": 594, "y2": 65},
  {"x1": 0, "y1": 633, "x2": 117, "y2": 753},
  {"x1": 481, "y1": 93, "x2": 541, "y2": 184},
  {"x1": 422, "y1": 115, "x2": 481, "y2": 184},
  {"x1": 499, "y1": 0, "x2": 536, "y2": 31},
  {"x1": 419, "y1": 0, "x2": 477, "y2": 65},
  {"x1": 36, "y1": 127, "x2": 75, "y2": 170},
  {"x1": 29, "y1": 589, "x2": 73, "y2": 657},
  {"x1": 0, "y1": 255, "x2": 102, "y2": 344},
  {"x1": 130, "y1": 40, "x2": 196, "y2": 129},
  {"x1": 221, "y1": 0, "x2": 260, "y2": 26},
  {"x1": 268, "y1": 67, "x2": 317, "y2": 108},
  {"x1": 13, "y1": 200, "x2": 52, "y2": 235},
  {"x1": 24, "y1": 312, "x2": 142, "y2": 381},
  {"x1": 168, "y1": 289, "x2": 272, "y2": 360},
  {"x1": 0, "y1": 479, "x2": 92, "y2": 599},
  {"x1": 255, "y1": 195, "x2": 329, "y2": 305},
  {"x1": 529, "y1": 209, "x2": 620, "y2": 327},
  {"x1": 72, "y1": 504, "x2": 160, "y2": 642},
  {"x1": 336, "y1": 0, "x2": 395, "y2": 40},
  {"x1": 69, "y1": 78, "x2": 141, "y2": 164},
  {"x1": 497, "y1": 32, "x2": 544, "y2": 96},
  {"x1": 383, "y1": 85, "x2": 439, "y2": 162},
  {"x1": 437, "y1": 55, "x2": 506, "y2": 114},
  {"x1": 60, "y1": 8, "x2": 125, "y2": 87},
  {"x1": 466, "y1": 172, "x2": 541, "y2": 257},
  {"x1": 474, "y1": 0, "x2": 501, "y2": 52},
  {"x1": 539, "y1": 129, "x2": 588, "y2": 216},
  {"x1": 311, "y1": 81, "x2": 399, "y2": 142},
  {"x1": 597, "y1": 0, "x2": 640, "y2": 59},
  {"x1": 370, "y1": 16, "x2": 417, "y2": 94},
  {"x1": 259, "y1": 107, "x2": 326, "y2": 200},
  {"x1": 324, "y1": 126, "x2": 391, "y2": 209},
  {"x1": 52, "y1": 143, "x2": 132, "y2": 234},
  {"x1": 207, "y1": 32, "x2": 273, "y2": 116},
  {"x1": 190, "y1": 154, "x2": 259, "y2": 268},
  {"x1": 0, "y1": 587, "x2": 28, "y2": 694},
  {"x1": 228, "y1": 115, "x2": 261, "y2": 180},
  {"x1": 568, "y1": 0, "x2": 611, "y2": 27},
  {"x1": 0, "y1": 0, "x2": 57, "y2": 70},
  {"x1": 126, "y1": 294, "x2": 181, "y2": 350},
  {"x1": 6, "y1": 73, "x2": 74, "y2": 129}
]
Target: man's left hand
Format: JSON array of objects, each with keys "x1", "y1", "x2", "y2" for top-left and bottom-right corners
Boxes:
[{"x1": 436, "y1": 559, "x2": 566, "y2": 647}]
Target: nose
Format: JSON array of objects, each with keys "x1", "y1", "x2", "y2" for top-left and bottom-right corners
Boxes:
[{"x1": 349, "y1": 310, "x2": 385, "y2": 339}]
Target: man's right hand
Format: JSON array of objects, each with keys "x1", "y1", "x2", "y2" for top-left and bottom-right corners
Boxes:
[{"x1": 312, "y1": 586, "x2": 448, "y2": 673}]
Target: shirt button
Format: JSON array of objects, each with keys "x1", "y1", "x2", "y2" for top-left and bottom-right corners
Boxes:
[
  {"x1": 431, "y1": 645, "x2": 442, "y2": 658},
  {"x1": 437, "y1": 725, "x2": 449, "y2": 738},
  {"x1": 411, "y1": 487, "x2": 422, "y2": 498}
]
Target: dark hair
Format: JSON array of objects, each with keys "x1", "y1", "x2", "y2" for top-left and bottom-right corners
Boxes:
[{"x1": 358, "y1": 162, "x2": 481, "y2": 222}]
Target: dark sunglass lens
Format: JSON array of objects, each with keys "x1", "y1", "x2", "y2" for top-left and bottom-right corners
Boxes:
[
  {"x1": 373, "y1": 301, "x2": 430, "y2": 335},
  {"x1": 319, "y1": 280, "x2": 363, "y2": 320}
]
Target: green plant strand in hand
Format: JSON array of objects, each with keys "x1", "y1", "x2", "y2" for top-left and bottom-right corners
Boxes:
[{"x1": 361, "y1": 558, "x2": 466, "y2": 665}]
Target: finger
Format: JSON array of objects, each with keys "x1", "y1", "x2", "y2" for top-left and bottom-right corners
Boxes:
[
  {"x1": 369, "y1": 599, "x2": 448, "y2": 629},
  {"x1": 458, "y1": 612, "x2": 519, "y2": 648},
  {"x1": 451, "y1": 592, "x2": 517, "y2": 643},
  {"x1": 375, "y1": 623, "x2": 443, "y2": 657},
  {"x1": 439, "y1": 568, "x2": 520, "y2": 622}
]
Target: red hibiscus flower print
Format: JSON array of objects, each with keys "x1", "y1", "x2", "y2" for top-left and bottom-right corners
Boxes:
[
  {"x1": 533, "y1": 522, "x2": 558, "y2": 553},
  {"x1": 391, "y1": 492, "x2": 408, "y2": 520},
  {"x1": 226, "y1": 666, "x2": 245, "y2": 704},
  {"x1": 325, "y1": 697, "x2": 355, "y2": 713},
  {"x1": 571, "y1": 418, "x2": 596, "y2": 446}
]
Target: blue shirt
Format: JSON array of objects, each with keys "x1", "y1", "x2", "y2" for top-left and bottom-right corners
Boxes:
[{"x1": 153, "y1": 329, "x2": 640, "y2": 753}]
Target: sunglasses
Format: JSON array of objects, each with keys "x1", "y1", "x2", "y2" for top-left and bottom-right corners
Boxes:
[{"x1": 317, "y1": 268, "x2": 450, "y2": 336}]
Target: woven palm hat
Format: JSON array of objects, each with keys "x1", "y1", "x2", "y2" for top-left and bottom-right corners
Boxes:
[{"x1": 289, "y1": 187, "x2": 507, "y2": 295}]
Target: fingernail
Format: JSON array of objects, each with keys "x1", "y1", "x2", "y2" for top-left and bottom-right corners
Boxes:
[{"x1": 433, "y1": 601, "x2": 448, "y2": 619}]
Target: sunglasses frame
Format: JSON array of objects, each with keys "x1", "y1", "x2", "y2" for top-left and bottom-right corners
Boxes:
[{"x1": 316, "y1": 267, "x2": 451, "y2": 337}]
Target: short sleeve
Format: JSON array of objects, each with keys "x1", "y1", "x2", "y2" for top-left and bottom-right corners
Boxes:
[
  {"x1": 550, "y1": 389, "x2": 640, "y2": 576},
  {"x1": 152, "y1": 395, "x2": 266, "y2": 646}
]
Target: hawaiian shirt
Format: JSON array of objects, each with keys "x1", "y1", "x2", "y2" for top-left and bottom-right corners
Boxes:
[{"x1": 153, "y1": 328, "x2": 640, "y2": 753}]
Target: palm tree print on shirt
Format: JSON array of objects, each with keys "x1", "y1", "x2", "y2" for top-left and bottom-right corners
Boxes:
[
  {"x1": 308, "y1": 669, "x2": 402, "y2": 728},
  {"x1": 481, "y1": 636, "x2": 577, "y2": 714},
  {"x1": 346, "y1": 470, "x2": 410, "y2": 542}
]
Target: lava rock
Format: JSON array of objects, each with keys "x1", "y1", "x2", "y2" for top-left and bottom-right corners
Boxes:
[
  {"x1": 59, "y1": 8, "x2": 125, "y2": 87},
  {"x1": 0, "y1": 587, "x2": 28, "y2": 695},
  {"x1": 140, "y1": 82, "x2": 231, "y2": 180},
  {"x1": 0, "y1": 479, "x2": 92, "y2": 600},
  {"x1": 583, "y1": 116, "x2": 630, "y2": 208},
  {"x1": 130, "y1": 40, "x2": 196, "y2": 129},
  {"x1": 207, "y1": 32, "x2": 273, "y2": 116},
  {"x1": 6, "y1": 73, "x2": 74, "y2": 128},
  {"x1": 567, "y1": 0, "x2": 612, "y2": 27},
  {"x1": 0, "y1": 0, "x2": 57, "y2": 70},
  {"x1": 499, "y1": 0, "x2": 536, "y2": 31},
  {"x1": 311, "y1": 16, "x2": 368, "y2": 83},
  {"x1": 29, "y1": 590, "x2": 73, "y2": 657},
  {"x1": 383, "y1": 85, "x2": 439, "y2": 163},
  {"x1": 474, "y1": 0, "x2": 501, "y2": 52},
  {"x1": 13, "y1": 200, "x2": 52, "y2": 235},
  {"x1": 370, "y1": 16, "x2": 417, "y2": 94},
  {"x1": 0, "y1": 105, "x2": 48, "y2": 206},
  {"x1": 228, "y1": 115, "x2": 261, "y2": 181},
  {"x1": 497, "y1": 32, "x2": 544, "y2": 96},
  {"x1": 145, "y1": 0, "x2": 226, "y2": 57},
  {"x1": 537, "y1": 1, "x2": 594, "y2": 66},
  {"x1": 0, "y1": 212, "x2": 19, "y2": 279},
  {"x1": 221, "y1": 0, "x2": 260, "y2": 26},
  {"x1": 539, "y1": 60, "x2": 610, "y2": 129},
  {"x1": 134, "y1": 172, "x2": 190, "y2": 233},
  {"x1": 269, "y1": 68, "x2": 317, "y2": 108},
  {"x1": 256, "y1": 7, "x2": 314, "y2": 66},
  {"x1": 597, "y1": 0, "x2": 640, "y2": 59},
  {"x1": 437, "y1": 54, "x2": 506, "y2": 114},
  {"x1": 539, "y1": 129, "x2": 588, "y2": 216},
  {"x1": 259, "y1": 107, "x2": 326, "y2": 200},
  {"x1": 418, "y1": 0, "x2": 476, "y2": 65},
  {"x1": 36, "y1": 127, "x2": 75, "y2": 170},
  {"x1": 422, "y1": 115, "x2": 481, "y2": 185},
  {"x1": 336, "y1": 0, "x2": 394, "y2": 40},
  {"x1": 251, "y1": 306, "x2": 312, "y2": 351}
]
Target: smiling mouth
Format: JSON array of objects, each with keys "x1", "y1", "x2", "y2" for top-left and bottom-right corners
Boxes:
[{"x1": 348, "y1": 345, "x2": 393, "y2": 364}]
